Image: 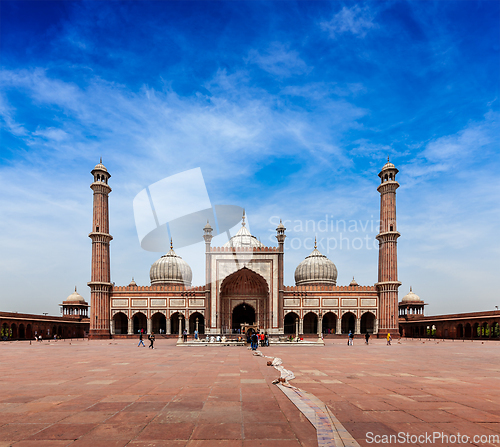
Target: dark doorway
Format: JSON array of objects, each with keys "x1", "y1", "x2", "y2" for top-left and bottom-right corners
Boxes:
[
  {"x1": 170, "y1": 312, "x2": 185, "y2": 335},
  {"x1": 303, "y1": 312, "x2": 318, "y2": 334},
  {"x1": 464, "y1": 323, "x2": 472, "y2": 338},
  {"x1": 133, "y1": 312, "x2": 147, "y2": 334},
  {"x1": 152, "y1": 313, "x2": 166, "y2": 334},
  {"x1": 284, "y1": 312, "x2": 299, "y2": 334},
  {"x1": 322, "y1": 312, "x2": 337, "y2": 334},
  {"x1": 232, "y1": 303, "x2": 255, "y2": 331},
  {"x1": 113, "y1": 312, "x2": 128, "y2": 334},
  {"x1": 360, "y1": 312, "x2": 375, "y2": 333},
  {"x1": 189, "y1": 312, "x2": 205, "y2": 334},
  {"x1": 341, "y1": 312, "x2": 356, "y2": 334}
]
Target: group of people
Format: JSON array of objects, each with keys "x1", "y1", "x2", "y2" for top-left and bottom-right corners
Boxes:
[
  {"x1": 136, "y1": 328, "x2": 396, "y2": 348},
  {"x1": 137, "y1": 328, "x2": 155, "y2": 349},
  {"x1": 347, "y1": 331, "x2": 369, "y2": 345},
  {"x1": 347, "y1": 331, "x2": 392, "y2": 345},
  {"x1": 250, "y1": 331, "x2": 268, "y2": 350}
]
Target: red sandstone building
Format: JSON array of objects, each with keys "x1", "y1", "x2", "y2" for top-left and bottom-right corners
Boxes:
[
  {"x1": 88, "y1": 159, "x2": 403, "y2": 339},
  {"x1": 398, "y1": 287, "x2": 500, "y2": 339},
  {"x1": 0, "y1": 288, "x2": 90, "y2": 341}
]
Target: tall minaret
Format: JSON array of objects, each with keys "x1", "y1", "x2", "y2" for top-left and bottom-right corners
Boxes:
[
  {"x1": 88, "y1": 159, "x2": 113, "y2": 339},
  {"x1": 276, "y1": 220, "x2": 286, "y2": 333},
  {"x1": 203, "y1": 220, "x2": 213, "y2": 333},
  {"x1": 376, "y1": 158, "x2": 401, "y2": 337}
]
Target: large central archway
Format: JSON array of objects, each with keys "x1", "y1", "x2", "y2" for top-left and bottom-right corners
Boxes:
[
  {"x1": 220, "y1": 267, "x2": 269, "y2": 333},
  {"x1": 232, "y1": 303, "x2": 256, "y2": 331}
]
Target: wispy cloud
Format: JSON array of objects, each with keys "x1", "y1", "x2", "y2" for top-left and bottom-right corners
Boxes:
[
  {"x1": 246, "y1": 43, "x2": 310, "y2": 77},
  {"x1": 321, "y1": 5, "x2": 377, "y2": 38},
  {"x1": 403, "y1": 111, "x2": 500, "y2": 182}
]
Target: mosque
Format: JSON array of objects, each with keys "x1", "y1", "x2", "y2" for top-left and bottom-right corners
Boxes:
[{"x1": 88, "y1": 160, "x2": 402, "y2": 339}]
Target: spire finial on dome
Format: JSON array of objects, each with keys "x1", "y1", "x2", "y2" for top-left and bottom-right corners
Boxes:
[
  {"x1": 100, "y1": 156, "x2": 102, "y2": 164},
  {"x1": 410, "y1": 286, "x2": 412, "y2": 292},
  {"x1": 387, "y1": 156, "x2": 390, "y2": 162},
  {"x1": 170, "y1": 238, "x2": 173, "y2": 250},
  {"x1": 75, "y1": 286, "x2": 77, "y2": 292},
  {"x1": 314, "y1": 237, "x2": 317, "y2": 249},
  {"x1": 242, "y1": 210, "x2": 246, "y2": 227}
]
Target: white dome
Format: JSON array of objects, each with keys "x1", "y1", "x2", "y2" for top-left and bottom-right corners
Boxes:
[
  {"x1": 65, "y1": 287, "x2": 87, "y2": 304},
  {"x1": 223, "y1": 216, "x2": 264, "y2": 248},
  {"x1": 294, "y1": 243, "x2": 337, "y2": 286},
  {"x1": 401, "y1": 287, "x2": 421, "y2": 303},
  {"x1": 150, "y1": 244, "x2": 192, "y2": 286}
]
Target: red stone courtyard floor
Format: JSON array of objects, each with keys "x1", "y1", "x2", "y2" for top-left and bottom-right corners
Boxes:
[{"x1": 0, "y1": 338, "x2": 499, "y2": 447}]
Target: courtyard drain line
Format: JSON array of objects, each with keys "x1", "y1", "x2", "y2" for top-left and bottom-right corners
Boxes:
[{"x1": 253, "y1": 350, "x2": 360, "y2": 447}]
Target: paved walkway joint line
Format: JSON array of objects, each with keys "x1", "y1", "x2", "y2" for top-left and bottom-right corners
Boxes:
[{"x1": 254, "y1": 350, "x2": 361, "y2": 447}]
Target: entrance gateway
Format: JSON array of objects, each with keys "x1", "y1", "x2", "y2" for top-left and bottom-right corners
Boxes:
[{"x1": 220, "y1": 267, "x2": 268, "y2": 334}]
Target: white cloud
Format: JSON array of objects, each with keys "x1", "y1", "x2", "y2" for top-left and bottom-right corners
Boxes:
[
  {"x1": 423, "y1": 114, "x2": 497, "y2": 163},
  {"x1": 246, "y1": 43, "x2": 310, "y2": 77},
  {"x1": 403, "y1": 111, "x2": 500, "y2": 183},
  {"x1": 281, "y1": 82, "x2": 366, "y2": 100},
  {"x1": 0, "y1": 94, "x2": 28, "y2": 136},
  {"x1": 33, "y1": 127, "x2": 69, "y2": 142},
  {"x1": 321, "y1": 5, "x2": 377, "y2": 38}
]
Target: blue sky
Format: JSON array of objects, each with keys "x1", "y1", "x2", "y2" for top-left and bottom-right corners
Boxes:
[{"x1": 0, "y1": 1, "x2": 499, "y2": 316}]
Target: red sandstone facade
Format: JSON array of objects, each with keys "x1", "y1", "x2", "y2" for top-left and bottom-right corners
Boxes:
[
  {"x1": 0, "y1": 311, "x2": 89, "y2": 340},
  {"x1": 89, "y1": 160, "x2": 402, "y2": 338},
  {"x1": 399, "y1": 310, "x2": 500, "y2": 340}
]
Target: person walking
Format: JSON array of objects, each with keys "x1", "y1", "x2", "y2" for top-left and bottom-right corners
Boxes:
[
  {"x1": 387, "y1": 333, "x2": 392, "y2": 345},
  {"x1": 365, "y1": 332, "x2": 370, "y2": 345},
  {"x1": 183, "y1": 329, "x2": 188, "y2": 343},
  {"x1": 251, "y1": 332, "x2": 258, "y2": 351},
  {"x1": 264, "y1": 332, "x2": 269, "y2": 347},
  {"x1": 348, "y1": 331, "x2": 354, "y2": 346},
  {"x1": 194, "y1": 329, "x2": 198, "y2": 340},
  {"x1": 148, "y1": 332, "x2": 155, "y2": 349},
  {"x1": 138, "y1": 331, "x2": 145, "y2": 347}
]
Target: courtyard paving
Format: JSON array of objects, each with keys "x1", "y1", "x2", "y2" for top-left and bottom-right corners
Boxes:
[{"x1": 0, "y1": 337, "x2": 499, "y2": 447}]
